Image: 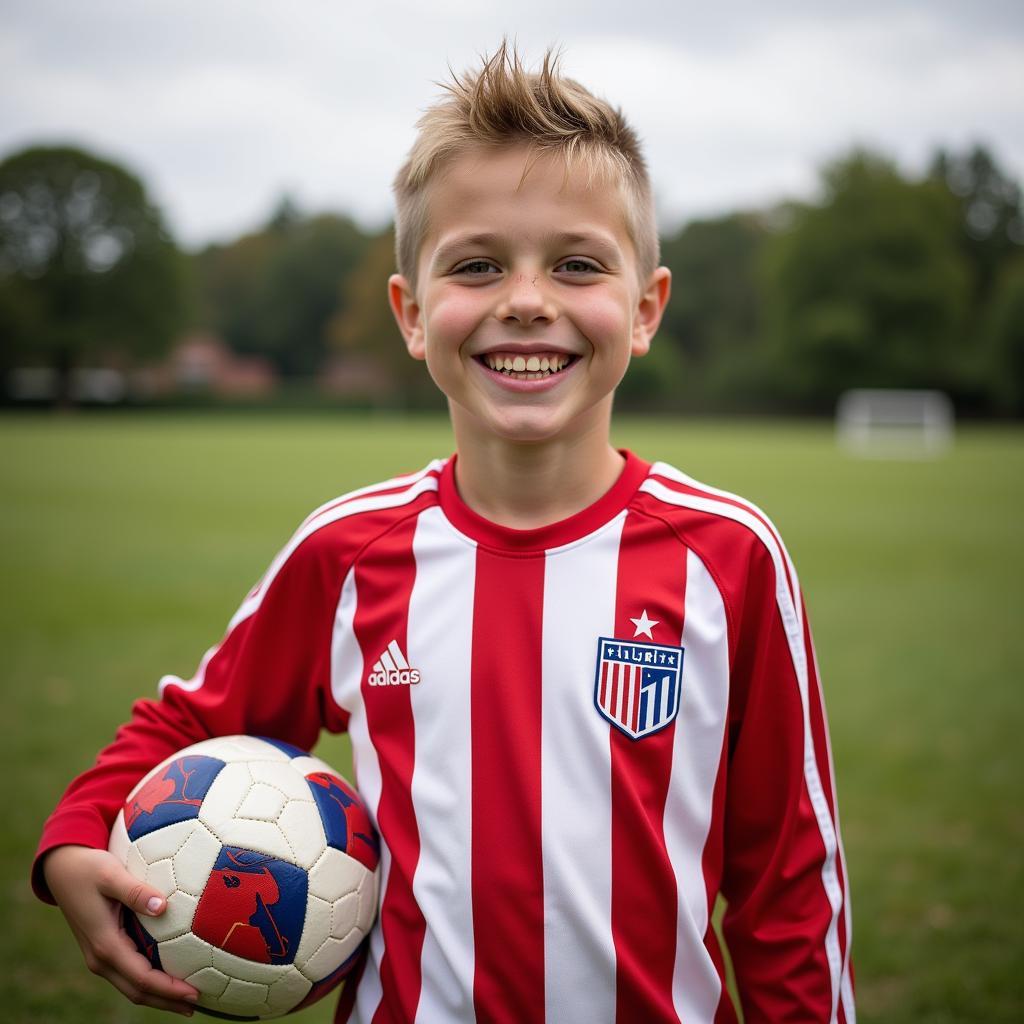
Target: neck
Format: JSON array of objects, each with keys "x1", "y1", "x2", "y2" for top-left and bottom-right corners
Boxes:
[{"x1": 451, "y1": 419, "x2": 625, "y2": 531}]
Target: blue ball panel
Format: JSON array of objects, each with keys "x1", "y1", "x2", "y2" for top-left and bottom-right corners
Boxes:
[
  {"x1": 193, "y1": 1008, "x2": 260, "y2": 1021},
  {"x1": 121, "y1": 906, "x2": 162, "y2": 970},
  {"x1": 304, "y1": 771, "x2": 380, "y2": 871},
  {"x1": 125, "y1": 755, "x2": 226, "y2": 841}
]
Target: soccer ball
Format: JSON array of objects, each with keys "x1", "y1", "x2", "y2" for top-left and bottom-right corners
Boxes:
[{"x1": 107, "y1": 735, "x2": 380, "y2": 1020}]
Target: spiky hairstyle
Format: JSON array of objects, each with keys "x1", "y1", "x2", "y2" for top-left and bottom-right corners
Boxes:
[{"x1": 392, "y1": 41, "x2": 659, "y2": 287}]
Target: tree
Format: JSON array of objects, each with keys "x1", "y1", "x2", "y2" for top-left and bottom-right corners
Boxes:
[
  {"x1": 325, "y1": 227, "x2": 441, "y2": 406},
  {"x1": 0, "y1": 145, "x2": 187, "y2": 392},
  {"x1": 763, "y1": 150, "x2": 970, "y2": 409},
  {"x1": 930, "y1": 144, "x2": 1024, "y2": 308},
  {"x1": 658, "y1": 213, "x2": 769, "y2": 409},
  {"x1": 984, "y1": 259, "x2": 1024, "y2": 414},
  {"x1": 194, "y1": 205, "x2": 371, "y2": 376}
]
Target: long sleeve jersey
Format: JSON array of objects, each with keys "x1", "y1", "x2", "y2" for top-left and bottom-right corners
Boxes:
[{"x1": 34, "y1": 451, "x2": 854, "y2": 1024}]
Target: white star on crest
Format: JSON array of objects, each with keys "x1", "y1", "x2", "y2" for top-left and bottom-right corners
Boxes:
[{"x1": 630, "y1": 609, "x2": 659, "y2": 639}]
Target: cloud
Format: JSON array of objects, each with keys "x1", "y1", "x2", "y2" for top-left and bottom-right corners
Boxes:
[{"x1": 2, "y1": 1, "x2": 1021, "y2": 245}]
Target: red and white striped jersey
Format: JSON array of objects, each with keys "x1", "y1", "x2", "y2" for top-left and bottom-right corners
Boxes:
[{"x1": 34, "y1": 451, "x2": 854, "y2": 1023}]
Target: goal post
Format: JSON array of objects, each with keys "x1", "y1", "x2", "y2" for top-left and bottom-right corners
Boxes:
[{"x1": 836, "y1": 389, "x2": 954, "y2": 458}]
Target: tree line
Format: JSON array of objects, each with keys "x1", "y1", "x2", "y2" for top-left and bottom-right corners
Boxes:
[{"x1": 1, "y1": 142, "x2": 1022, "y2": 413}]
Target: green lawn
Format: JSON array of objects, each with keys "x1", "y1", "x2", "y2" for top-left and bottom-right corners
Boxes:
[{"x1": 2, "y1": 413, "x2": 1022, "y2": 1022}]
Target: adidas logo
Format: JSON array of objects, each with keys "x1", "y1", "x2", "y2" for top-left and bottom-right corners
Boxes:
[{"x1": 368, "y1": 640, "x2": 421, "y2": 687}]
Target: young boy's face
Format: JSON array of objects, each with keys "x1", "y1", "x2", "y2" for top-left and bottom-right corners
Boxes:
[{"x1": 389, "y1": 145, "x2": 669, "y2": 447}]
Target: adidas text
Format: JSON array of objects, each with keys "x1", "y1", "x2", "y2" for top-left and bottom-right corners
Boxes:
[{"x1": 369, "y1": 668, "x2": 421, "y2": 686}]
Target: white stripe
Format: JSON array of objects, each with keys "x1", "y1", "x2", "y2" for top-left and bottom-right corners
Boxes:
[
  {"x1": 540, "y1": 514, "x2": 625, "y2": 1023},
  {"x1": 372, "y1": 660, "x2": 383, "y2": 674},
  {"x1": 159, "y1": 471, "x2": 440, "y2": 697},
  {"x1": 406, "y1": 506, "x2": 477, "y2": 1023},
  {"x1": 666, "y1": 550, "x2": 729, "y2": 1020},
  {"x1": 299, "y1": 460, "x2": 446, "y2": 530},
  {"x1": 330, "y1": 570, "x2": 385, "y2": 1023},
  {"x1": 379, "y1": 650, "x2": 397, "y2": 674},
  {"x1": 810, "y1": 633, "x2": 856, "y2": 1024},
  {"x1": 387, "y1": 639, "x2": 410, "y2": 670},
  {"x1": 642, "y1": 476, "x2": 845, "y2": 1022}
]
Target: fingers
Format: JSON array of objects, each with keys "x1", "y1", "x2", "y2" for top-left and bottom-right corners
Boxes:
[
  {"x1": 47, "y1": 846, "x2": 201, "y2": 1012},
  {"x1": 87, "y1": 936, "x2": 200, "y2": 1015},
  {"x1": 100, "y1": 964, "x2": 197, "y2": 1016},
  {"x1": 95, "y1": 857, "x2": 167, "y2": 919}
]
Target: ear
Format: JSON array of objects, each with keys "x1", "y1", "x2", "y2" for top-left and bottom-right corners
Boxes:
[
  {"x1": 630, "y1": 266, "x2": 672, "y2": 357},
  {"x1": 388, "y1": 274, "x2": 426, "y2": 360}
]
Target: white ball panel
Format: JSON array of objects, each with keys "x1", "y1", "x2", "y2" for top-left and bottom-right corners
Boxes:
[
  {"x1": 199, "y1": 763, "x2": 252, "y2": 836},
  {"x1": 135, "y1": 819, "x2": 197, "y2": 864},
  {"x1": 236, "y1": 783, "x2": 288, "y2": 822},
  {"x1": 290, "y1": 754, "x2": 336, "y2": 779},
  {"x1": 144, "y1": 858, "x2": 176, "y2": 899},
  {"x1": 331, "y1": 892, "x2": 359, "y2": 941},
  {"x1": 303, "y1": 935, "x2": 354, "y2": 981},
  {"x1": 184, "y1": 735, "x2": 290, "y2": 764},
  {"x1": 294, "y1": 894, "x2": 332, "y2": 971},
  {"x1": 221, "y1": 976, "x2": 269, "y2": 1009},
  {"x1": 126, "y1": 844, "x2": 147, "y2": 881},
  {"x1": 250, "y1": 759, "x2": 316, "y2": 801},
  {"x1": 276, "y1": 801, "x2": 326, "y2": 869},
  {"x1": 186, "y1": 966, "x2": 230, "y2": 998},
  {"x1": 210, "y1": 947, "x2": 295, "y2": 987},
  {"x1": 172, "y1": 823, "x2": 221, "y2": 897},
  {"x1": 214, "y1": 819, "x2": 294, "y2": 862},
  {"x1": 108, "y1": 813, "x2": 130, "y2": 867},
  {"x1": 308, "y1": 846, "x2": 368, "y2": 901},
  {"x1": 159, "y1": 932, "x2": 213, "y2": 979},
  {"x1": 266, "y1": 966, "x2": 313, "y2": 1015},
  {"x1": 357, "y1": 873, "x2": 380, "y2": 934},
  {"x1": 148, "y1": 890, "x2": 197, "y2": 942}
]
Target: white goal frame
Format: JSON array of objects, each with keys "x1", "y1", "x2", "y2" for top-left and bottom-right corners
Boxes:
[{"x1": 836, "y1": 389, "x2": 954, "y2": 458}]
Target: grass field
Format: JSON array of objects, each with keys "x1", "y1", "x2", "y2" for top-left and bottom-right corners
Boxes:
[{"x1": 2, "y1": 412, "x2": 1022, "y2": 1023}]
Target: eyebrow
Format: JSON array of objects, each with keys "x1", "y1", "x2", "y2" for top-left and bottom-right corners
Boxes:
[{"x1": 429, "y1": 230, "x2": 623, "y2": 271}]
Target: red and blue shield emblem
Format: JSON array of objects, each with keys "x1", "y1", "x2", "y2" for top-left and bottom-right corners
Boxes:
[{"x1": 594, "y1": 637, "x2": 684, "y2": 740}]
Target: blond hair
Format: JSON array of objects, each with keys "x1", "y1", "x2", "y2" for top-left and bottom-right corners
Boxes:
[{"x1": 392, "y1": 41, "x2": 659, "y2": 287}]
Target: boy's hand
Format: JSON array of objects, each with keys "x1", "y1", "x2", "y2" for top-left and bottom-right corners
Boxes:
[{"x1": 43, "y1": 845, "x2": 200, "y2": 1017}]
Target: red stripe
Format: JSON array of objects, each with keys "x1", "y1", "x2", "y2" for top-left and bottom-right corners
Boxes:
[
  {"x1": 353, "y1": 516, "x2": 426, "y2": 1024},
  {"x1": 610, "y1": 512, "x2": 688, "y2": 1024},
  {"x1": 471, "y1": 550, "x2": 545, "y2": 1021},
  {"x1": 647, "y1": 470, "x2": 797, "y2": 606},
  {"x1": 600, "y1": 659, "x2": 610, "y2": 709}
]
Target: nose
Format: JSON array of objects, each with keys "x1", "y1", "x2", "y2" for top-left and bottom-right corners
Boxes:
[{"x1": 494, "y1": 273, "x2": 558, "y2": 326}]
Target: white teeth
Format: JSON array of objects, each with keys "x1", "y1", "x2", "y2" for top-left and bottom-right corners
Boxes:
[{"x1": 481, "y1": 352, "x2": 573, "y2": 378}]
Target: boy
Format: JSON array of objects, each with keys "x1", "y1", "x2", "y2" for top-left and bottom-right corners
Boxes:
[{"x1": 34, "y1": 43, "x2": 854, "y2": 1023}]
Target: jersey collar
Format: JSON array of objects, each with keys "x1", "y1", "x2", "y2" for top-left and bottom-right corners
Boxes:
[{"x1": 438, "y1": 450, "x2": 651, "y2": 553}]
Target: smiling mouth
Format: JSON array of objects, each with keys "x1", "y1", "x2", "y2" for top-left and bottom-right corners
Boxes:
[{"x1": 478, "y1": 352, "x2": 577, "y2": 380}]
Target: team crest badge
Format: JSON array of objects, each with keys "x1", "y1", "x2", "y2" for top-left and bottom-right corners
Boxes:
[{"x1": 594, "y1": 637, "x2": 684, "y2": 740}]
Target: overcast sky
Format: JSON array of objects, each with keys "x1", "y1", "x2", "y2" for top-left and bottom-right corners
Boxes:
[{"x1": 2, "y1": 1, "x2": 1022, "y2": 248}]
